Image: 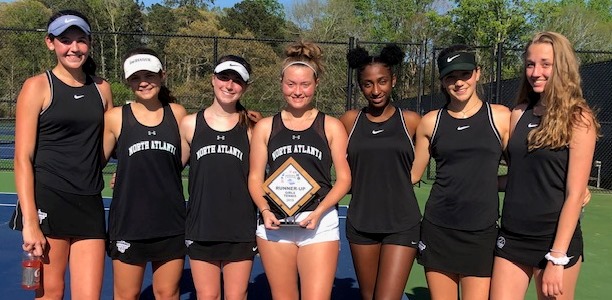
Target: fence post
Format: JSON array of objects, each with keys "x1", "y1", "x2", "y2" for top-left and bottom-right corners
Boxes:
[
  {"x1": 416, "y1": 40, "x2": 426, "y2": 116},
  {"x1": 213, "y1": 37, "x2": 218, "y2": 66},
  {"x1": 346, "y1": 37, "x2": 355, "y2": 111},
  {"x1": 495, "y1": 42, "x2": 503, "y2": 104}
]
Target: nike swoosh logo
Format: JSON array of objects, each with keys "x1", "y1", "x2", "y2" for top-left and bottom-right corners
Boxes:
[
  {"x1": 411, "y1": 241, "x2": 418, "y2": 245},
  {"x1": 372, "y1": 129, "x2": 384, "y2": 135},
  {"x1": 528, "y1": 123, "x2": 539, "y2": 128},
  {"x1": 252, "y1": 246, "x2": 258, "y2": 252},
  {"x1": 64, "y1": 18, "x2": 77, "y2": 23},
  {"x1": 74, "y1": 94, "x2": 85, "y2": 99},
  {"x1": 447, "y1": 54, "x2": 460, "y2": 62},
  {"x1": 457, "y1": 125, "x2": 470, "y2": 131}
]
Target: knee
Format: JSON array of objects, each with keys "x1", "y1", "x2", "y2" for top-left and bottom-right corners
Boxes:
[
  {"x1": 38, "y1": 278, "x2": 65, "y2": 300},
  {"x1": 196, "y1": 290, "x2": 221, "y2": 300},
  {"x1": 223, "y1": 290, "x2": 248, "y2": 300},
  {"x1": 153, "y1": 286, "x2": 180, "y2": 300},
  {"x1": 114, "y1": 287, "x2": 141, "y2": 300}
]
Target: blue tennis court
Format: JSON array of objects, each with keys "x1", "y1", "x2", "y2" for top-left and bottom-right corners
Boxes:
[{"x1": 0, "y1": 193, "x2": 412, "y2": 299}]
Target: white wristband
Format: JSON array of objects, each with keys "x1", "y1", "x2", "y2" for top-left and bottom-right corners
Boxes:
[{"x1": 544, "y1": 252, "x2": 572, "y2": 266}]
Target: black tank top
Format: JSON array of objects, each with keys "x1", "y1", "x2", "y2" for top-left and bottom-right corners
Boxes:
[
  {"x1": 425, "y1": 102, "x2": 502, "y2": 230},
  {"x1": 34, "y1": 71, "x2": 104, "y2": 194},
  {"x1": 185, "y1": 111, "x2": 255, "y2": 242},
  {"x1": 108, "y1": 104, "x2": 185, "y2": 240},
  {"x1": 346, "y1": 107, "x2": 421, "y2": 232},
  {"x1": 501, "y1": 106, "x2": 573, "y2": 236},
  {"x1": 266, "y1": 112, "x2": 332, "y2": 218}
]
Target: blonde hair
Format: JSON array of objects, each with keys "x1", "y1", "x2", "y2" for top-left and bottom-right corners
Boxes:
[
  {"x1": 516, "y1": 31, "x2": 600, "y2": 150},
  {"x1": 282, "y1": 40, "x2": 324, "y2": 78}
]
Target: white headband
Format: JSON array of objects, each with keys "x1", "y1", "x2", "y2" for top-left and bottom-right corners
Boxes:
[
  {"x1": 214, "y1": 61, "x2": 250, "y2": 82},
  {"x1": 281, "y1": 61, "x2": 318, "y2": 78},
  {"x1": 124, "y1": 54, "x2": 163, "y2": 79}
]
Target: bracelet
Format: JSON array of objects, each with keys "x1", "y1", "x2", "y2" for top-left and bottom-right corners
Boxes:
[
  {"x1": 544, "y1": 252, "x2": 573, "y2": 266},
  {"x1": 549, "y1": 249, "x2": 567, "y2": 255},
  {"x1": 260, "y1": 208, "x2": 271, "y2": 214}
]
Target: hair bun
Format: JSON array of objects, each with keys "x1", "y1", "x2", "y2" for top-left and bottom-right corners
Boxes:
[
  {"x1": 347, "y1": 47, "x2": 371, "y2": 69},
  {"x1": 285, "y1": 41, "x2": 322, "y2": 61},
  {"x1": 380, "y1": 44, "x2": 404, "y2": 66}
]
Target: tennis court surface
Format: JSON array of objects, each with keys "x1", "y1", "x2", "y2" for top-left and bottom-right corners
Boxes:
[{"x1": 0, "y1": 193, "x2": 412, "y2": 299}]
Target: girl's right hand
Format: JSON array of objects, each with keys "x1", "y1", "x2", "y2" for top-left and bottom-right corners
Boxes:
[
  {"x1": 22, "y1": 225, "x2": 46, "y2": 257},
  {"x1": 261, "y1": 210, "x2": 281, "y2": 230}
]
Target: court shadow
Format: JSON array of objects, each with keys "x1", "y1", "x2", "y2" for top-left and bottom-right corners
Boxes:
[
  {"x1": 139, "y1": 268, "x2": 196, "y2": 300},
  {"x1": 247, "y1": 274, "x2": 359, "y2": 299},
  {"x1": 406, "y1": 286, "x2": 431, "y2": 300}
]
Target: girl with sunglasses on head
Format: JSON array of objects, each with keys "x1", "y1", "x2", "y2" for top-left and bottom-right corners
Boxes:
[
  {"x1": 103, "y1": 47, "x2": 188, "y2": 300},
  {"x1": 180, "y1": 55, "x2": 259, "y2": 300},
  {"x1": 340, "y1": 44, "x2": 422, "y2": 300},
  {"x1": 11, "y1": 9, "x2": 113, "y2": 299},
  {"x1": 410, "y1": 45, "x2": 510, "y2": 300}
]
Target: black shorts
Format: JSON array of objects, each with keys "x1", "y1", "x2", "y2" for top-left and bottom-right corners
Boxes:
[
  {"x1": 10, "y1": 183, "x2": 105, "y2": 239},
  {"x1": 417, "y1": 218, "x2": 498, "y2": 277},
  {"x1": 495, "y1": 227, "x2": 583, "y2": 269},
  {"x1": 187, "y1": 240, "x2": 258, "y2": 261},
  {"x1": 108, "y1": 234, "x2": 186, "y2": 265},
  {"x1": 345, "y1": 217, "x2": 420, "y2": 248}
]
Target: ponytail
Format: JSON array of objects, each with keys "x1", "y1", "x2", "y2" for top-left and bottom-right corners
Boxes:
[{"x1": 158, "y1": 86, "x2": 176, "y2": 105}]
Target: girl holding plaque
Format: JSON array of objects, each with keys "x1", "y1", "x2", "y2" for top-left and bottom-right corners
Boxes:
[
  {"x1": 340, "y1": 44, "x2": 422, "y2": 300},
  {"x1": 248, "y1": 40, "x2": 351, "y2": 299},
  {"x1": 181, "y1": 55, "x2": 260, "y2": 300},
  {"x1": 103, "y1": 47, "x2": 188, "y2": 299}
]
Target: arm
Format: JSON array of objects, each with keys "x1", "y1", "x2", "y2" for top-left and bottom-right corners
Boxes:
[
  {"x1": 410, "y1": 110, "x2": 436, "y2": 184},
  {"x1": 299, "y1": 116, "x2": 351, "y2": 229},
  {"x1": 102, "y1": 107, "x2": 121, "y2": 165},
  {"x1": 170, "y1": 103, "x2": 189, "y2": 167},
  {"x1": 179, "y1": 113, "x2": 197, "y2": 168},
  {"x1": 14, "y1": 75, "x2": 49, "y2": 257},
  {"x1": 247, "y1": 117, "x2": 280, "y2": 229},
  {"x1": 95, "y1": 77, "x2": 114, "y2": 112},
  {"x1": 338, "y1": 109, "x2": 359, "y2": 135},
  {"x1": 247, "y1": 110, "x2": 263, "y2": 123},
  {"x1": 402, "y1": 109, "x2": 421, "y2": 140},
  {"x1": 542, "y1": 110, "x2": 597, "y2": 298},
  {"x1": 491, "y1": 104, "x2": 511, "y2": 191}
]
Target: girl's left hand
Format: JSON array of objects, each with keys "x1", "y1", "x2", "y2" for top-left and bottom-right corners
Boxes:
[
  {"x1": 299, "y1": 210, "x2": 321, "y2": 230},
  {"x1": 541, "y1": 263, "x2": 564, "y2": 298}
]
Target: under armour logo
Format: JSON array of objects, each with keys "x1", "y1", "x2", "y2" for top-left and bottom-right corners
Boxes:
[
  {"x1": 148, "y1": 131, "x2": 156, "y2": 136},
  {"x1": 292, "y1": 135, "x2": 301, "y2": 140},
  {"x1": 217, "y1": 135, "x2": 225, "y2": 140}
]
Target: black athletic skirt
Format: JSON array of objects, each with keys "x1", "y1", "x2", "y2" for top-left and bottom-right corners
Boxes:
[
  {"x1": 10, "y1": 183, "x2": 105, "y2": 239},
  {"x1": 108, "y1": 234, "x2": 187, "y2": 264},
  {"x1": 495, "y1": 227, "x2": 583, "y2": 269},
  {"x1": 417, "y1": 218, "x2": 498, "y2": 277},
  {"x1": 187, "y1": 240, "x2": 258, "y2": 261}
]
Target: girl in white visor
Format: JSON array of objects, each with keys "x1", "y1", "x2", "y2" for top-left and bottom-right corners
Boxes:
[
  {"x1": 181, "y1": 55, "x2": 260, "y2": 300},
  {"x1": 103, "y1": 47, "x2": 188, "y2": 300}
]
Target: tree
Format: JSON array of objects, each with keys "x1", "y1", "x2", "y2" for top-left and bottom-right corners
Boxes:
[
  {"x1": 145, "y1": 4, "x2": 179, "y2": 54},
  {"x1": 219, "y1": 0, "x2": 287, "y2": 39},
  {"x1": 0, "y1": 1, "x2": 51, "y2": 104}
]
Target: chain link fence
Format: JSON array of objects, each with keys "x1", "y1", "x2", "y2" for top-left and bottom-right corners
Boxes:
[{"x1": 1, "y1": 29, "x2": 610, "y2": 190}]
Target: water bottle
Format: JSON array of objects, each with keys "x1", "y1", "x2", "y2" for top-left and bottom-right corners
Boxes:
[{"x1": 21, "y1": 251, "x2": 41, "y2": 290}]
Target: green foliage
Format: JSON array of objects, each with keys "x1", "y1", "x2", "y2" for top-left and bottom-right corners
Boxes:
[
  {"x1": 110, "y1": 82, "x2": 132, "y2": 106},
  {"x1": 219, "y1": 0, "x2": 287, "y2": 39}
]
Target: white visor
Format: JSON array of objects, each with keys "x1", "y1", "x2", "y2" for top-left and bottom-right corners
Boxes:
[
  {"x1": 124, "y1": 54, "x2": 163, "y2": 79},
  {"x1": 214, "y1": 61, "x2": 249, "y2": 82}
]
